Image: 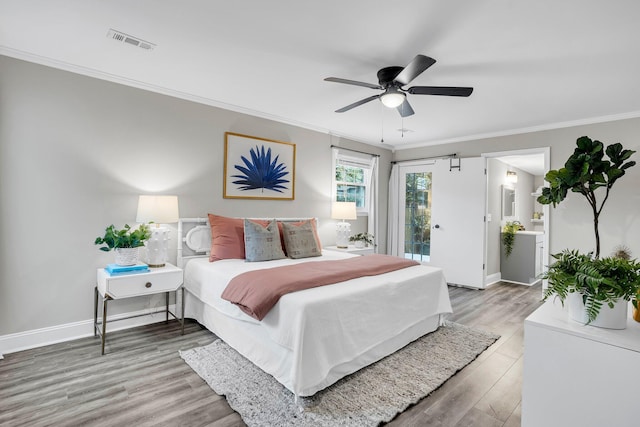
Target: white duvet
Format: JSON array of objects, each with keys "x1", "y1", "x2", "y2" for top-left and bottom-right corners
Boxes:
[{"x1": 184, "y1": 250, "x2": 452, "y2": 396}]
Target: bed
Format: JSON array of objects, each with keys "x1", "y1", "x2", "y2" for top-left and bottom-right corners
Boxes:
[{"x1": 178, "y1": 216, "x2": 452, "y2": 399}]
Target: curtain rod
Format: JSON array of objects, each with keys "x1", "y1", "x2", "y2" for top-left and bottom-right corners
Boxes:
[
  {"x1": 391, "y1": 153, "x2": 457, "y2": 164},
  {"x1": 330, "y1": 145, "x2": 380, "y2": 158}
]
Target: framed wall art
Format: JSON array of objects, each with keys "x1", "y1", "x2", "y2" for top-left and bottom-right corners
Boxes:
[{"x1": 223, "y1": 132, "x2": 296, "y2": 200}]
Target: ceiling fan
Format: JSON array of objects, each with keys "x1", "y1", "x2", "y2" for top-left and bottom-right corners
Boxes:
[{"x1": 324, "y1": 54, "x2": 473, "y2": 117}]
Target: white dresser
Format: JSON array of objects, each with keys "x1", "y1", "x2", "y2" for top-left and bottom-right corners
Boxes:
[{"x1": 522, "y1": 300, "x2": 640, "y2": 427}]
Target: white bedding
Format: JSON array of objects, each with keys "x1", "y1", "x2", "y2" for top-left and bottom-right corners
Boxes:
[{"x1": 183, "y1": 250, "x2": 452, "y2": 396}]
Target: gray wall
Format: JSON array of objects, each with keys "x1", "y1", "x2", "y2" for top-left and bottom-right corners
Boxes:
[
  {"x1": 0, "y1": 56, "x2": 392, "y2": 336},
  {"x1": 394, "y1": 120, "x2": 640, "y2": 260}
]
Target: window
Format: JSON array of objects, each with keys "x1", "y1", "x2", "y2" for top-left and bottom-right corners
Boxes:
[{"x1": 333, "y1": 153, "x2": 372, "y2": 214}]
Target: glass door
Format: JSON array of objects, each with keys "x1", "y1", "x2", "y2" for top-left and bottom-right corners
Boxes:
[
  {"x1": 398, "y1": 164, "x2": 434, "y2": 262},
  {"x1": 396, "y1": 158, "x2": 487, "y2": 288}
]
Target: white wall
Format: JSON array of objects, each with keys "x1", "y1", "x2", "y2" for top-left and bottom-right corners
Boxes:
[
  {"x1": 394, "y1": 120, "x2": 640, "y2": 262},
  {"x1": 0, "y1": 55, "x2": 392, "y2": 338}
]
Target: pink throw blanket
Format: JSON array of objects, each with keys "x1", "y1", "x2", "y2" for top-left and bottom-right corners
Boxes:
[{"x1": 221, "y1": 254, "x2": 419, "y2": 320}]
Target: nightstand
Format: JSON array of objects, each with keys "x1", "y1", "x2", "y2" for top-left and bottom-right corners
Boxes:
[
  {"x1": 324, "y1": 245, "x2": 375, "y2": 256},
  {"x1": 94, "y1": 263, "x2": 184, "y2": 355}
]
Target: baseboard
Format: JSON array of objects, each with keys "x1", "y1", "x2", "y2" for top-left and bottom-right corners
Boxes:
[
  {"x1": 0, "y1": 305, "x2": 177, "y2": 356},
  {"x1": 484, "y1": 272, "x2": 501, "y2": 287},
  {"x1": 501, "y1": 279, "x2": 540, "y2": 287}
]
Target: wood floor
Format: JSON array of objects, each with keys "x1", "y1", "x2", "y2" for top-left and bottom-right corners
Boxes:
[{"x1": 0, "y1": 282, "x2": 542, "y2": 427}]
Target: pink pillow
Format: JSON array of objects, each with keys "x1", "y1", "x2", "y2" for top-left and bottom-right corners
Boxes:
[{"x1": 208, "y1": 214, "x2": 270, "y2": 262}]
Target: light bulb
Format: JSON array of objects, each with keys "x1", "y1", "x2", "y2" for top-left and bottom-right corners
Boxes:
[{"x1": 380, "y1": 90, "x2": 405, "y2": 108}]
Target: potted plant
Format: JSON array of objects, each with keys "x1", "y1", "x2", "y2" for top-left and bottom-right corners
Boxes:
[
  {"x1": 502, "y1": 221, "x2": 523, "y2": 257},
  {"x1": 95, "y1": 224, "x2": 151, "y2": 266},
  {"x1": 349, "y1": 232, "x2": 374, "y2": 248},
  {"x1": 542, "y1": 249, "x2": 640, "y2": 327},
  {"x1": 538, "y1": 136, "x2": 638, "y2": 328}
]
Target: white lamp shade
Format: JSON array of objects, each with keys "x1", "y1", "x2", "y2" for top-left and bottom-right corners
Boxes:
[
  {"x1": 136, "y1": 195, "x2": 179, "y2": 224},
  {"x1": 331, "y1": 202, "x2": 357, "y2": 220},
  {"x1": 380, "y1": 91, "x2": 406, "y2": 108}
]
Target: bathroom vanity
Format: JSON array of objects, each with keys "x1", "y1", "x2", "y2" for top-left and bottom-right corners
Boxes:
[{"x1": 500, "y1": 231, "x2": 544, "y2": 285}]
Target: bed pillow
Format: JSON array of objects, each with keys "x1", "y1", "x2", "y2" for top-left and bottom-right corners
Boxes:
[
  {"x1": 244, "y1": 219, "x2": 287, "y2": 262},
  {"x1": 208, "y1": 214, "x2": 246, "y2": 262},
  {"x1": 278, "y1": 218, "x2": 322, "y2": 253},
  {"x1": 281, "y1": 220, "x2": 322, "y2": 259}
]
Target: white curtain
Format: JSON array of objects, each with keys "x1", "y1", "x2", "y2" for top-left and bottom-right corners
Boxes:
[
  {"x1": 366, "y1": 156, "x2": 379, "y2": 253},
  {"x1": 387, "y1": 163, "x2": 400, "y2": 256},
  {"x1": 331, "y1": 147, "x2": 339, "y2": 200}
]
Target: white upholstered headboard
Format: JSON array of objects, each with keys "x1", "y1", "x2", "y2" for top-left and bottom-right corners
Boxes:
[{"x1": 177, "y1": 217, "x2": 320, "y2": 268}]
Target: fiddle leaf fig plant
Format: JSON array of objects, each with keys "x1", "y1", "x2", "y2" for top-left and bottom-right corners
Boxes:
[
  {"x1": 537, "y1": 136, "x2": 636, "y2": 259},
  {"x1": 94, "y1": 224, "x2": 151, "y2": 251},
  {"x1": 539, "y1": 136, "x2": 639, "y2": 325}
]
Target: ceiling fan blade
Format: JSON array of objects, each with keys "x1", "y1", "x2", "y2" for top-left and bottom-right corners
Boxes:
[
  {"x1": 396, "y1": 99, "x2": 415, "y2": 117},
  {"x1": 394, "y1": 55, "x2": 436, "y2": 86},
  {"x1": 335, "y1": 94, "x2": 381, "y2": 113},
  {"x1": 408, "y1": 86, "x2": 474, "y2": 97},
  {"x1": 324, "y1": 77, "x2": 382, "y2": 90}
]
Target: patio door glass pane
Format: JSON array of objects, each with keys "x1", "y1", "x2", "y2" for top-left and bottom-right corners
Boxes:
[{"x1": 404, "y1": 172, "x2": 432, "y2": 261}]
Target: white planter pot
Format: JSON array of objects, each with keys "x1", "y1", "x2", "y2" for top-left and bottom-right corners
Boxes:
[
  {"x1": 114, "y1": 247, "x2": 139, "y2": 266},
  {"x1": 567, "y1": 292, "x2": 628, "y2": 329},
  {"x1": 354, "y1": 241, "x2": 365, "y2": 248}
]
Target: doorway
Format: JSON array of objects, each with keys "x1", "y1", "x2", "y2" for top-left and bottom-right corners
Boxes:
[{"x1": 482, "y1": 148, "x2": 550, "y2": 287}]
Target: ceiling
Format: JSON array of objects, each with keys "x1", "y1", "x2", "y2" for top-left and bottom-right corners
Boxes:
[
  {"x1": 2, "y1": 0, "x2": 640, "y2": 150},
  {"x1": 495, "y1": 154, "x2": 546, "y2": 177}
]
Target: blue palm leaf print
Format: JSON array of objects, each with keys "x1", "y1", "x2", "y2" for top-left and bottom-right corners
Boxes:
[{"x1": 231, "y1": 145, "x2": 290, "y2": 193}]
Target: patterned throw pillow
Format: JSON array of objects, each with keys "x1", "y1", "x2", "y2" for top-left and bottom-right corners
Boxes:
[
  {"x1": 243, "y1": 219, "x2": 286, "y2": 262},
  {"x1": 282, "y1": 220, "x2": 322, "y2": 259}
]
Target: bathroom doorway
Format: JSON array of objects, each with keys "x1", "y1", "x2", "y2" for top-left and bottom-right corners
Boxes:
[{"x1": 482, "y1": 148, "x2": 550, "y2": 288}]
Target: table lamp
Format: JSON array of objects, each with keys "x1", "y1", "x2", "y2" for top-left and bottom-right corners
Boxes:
[
  {"x1": 136, "y1": 195, "x2": 179, "y2": 267},
  {"x1": 331, "y1": 201, "x2": 357, "y2": 248}
]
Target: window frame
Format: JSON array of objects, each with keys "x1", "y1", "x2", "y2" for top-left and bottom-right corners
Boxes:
[{"x1": 333, "y1": 153, "x2": 372, "y2": 215}]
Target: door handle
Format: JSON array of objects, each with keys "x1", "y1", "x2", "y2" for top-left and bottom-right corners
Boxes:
[{"x1": 433, "y1": 224, "x2": 440, "y2": 229}]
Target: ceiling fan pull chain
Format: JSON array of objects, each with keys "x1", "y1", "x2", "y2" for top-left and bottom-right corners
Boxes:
[{"x1": 380, "y1": 102, "x2": 385, "y2": 143}]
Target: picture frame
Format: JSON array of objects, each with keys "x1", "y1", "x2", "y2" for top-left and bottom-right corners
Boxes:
[{"x1": 224, "y1": 132, "x2": 296, "y2": 200}]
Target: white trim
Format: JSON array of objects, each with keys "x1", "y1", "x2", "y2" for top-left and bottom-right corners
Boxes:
[
  {"x1": 390, "y1": 111, "x2": 640, "y2": 150},
  {"x1": 0, "y1": 305, "x2": 176, "y2": 355},
  {"x1": 9, "y1": 47, "x2": 639, "y2": 153},
  {"x1": 485, "y1": 272, "x2": 502, "y2": 287}
]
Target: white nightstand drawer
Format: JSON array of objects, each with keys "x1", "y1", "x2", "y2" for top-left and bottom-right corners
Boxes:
[{"x1": 97, "y1": 264, "x2": 183, "y2": 299}]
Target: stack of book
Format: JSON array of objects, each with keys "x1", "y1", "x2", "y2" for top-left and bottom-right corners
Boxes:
[{"x1": 105, "y1": 263, "x2": 150, "y2": 276}]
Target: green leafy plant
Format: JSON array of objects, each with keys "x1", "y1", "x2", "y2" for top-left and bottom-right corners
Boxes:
[
  {"x1": 94, "y1": 224, "x2": 151, "y2": 251},
  {"x1": 539, "y1": 136, "x2": 638, "y2": 324},
  {"x1": 349, "y1": 233, "x2": 374, "y2": 246},
  {"x1": 543, "y1": 250, "x2": 640, "y2": 323},
  {"x1": 502, "y1": 221, "x2": 522, "y2": 257},
  {"x1": 537, "y1": 136, "x2": 635, "y2": 259}
]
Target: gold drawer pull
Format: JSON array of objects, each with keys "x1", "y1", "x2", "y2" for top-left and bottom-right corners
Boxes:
[{"x1": 145, "y1": 282, "x2": 152, "y2": 288}]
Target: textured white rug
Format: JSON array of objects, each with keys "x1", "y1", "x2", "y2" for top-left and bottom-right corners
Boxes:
[{"x1": 180, "y1": 322, "x2": 499, "y2": 427}]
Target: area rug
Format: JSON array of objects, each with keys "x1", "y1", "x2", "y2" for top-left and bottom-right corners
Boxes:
[{"x1": 180, "y1": 322, "x2": 499, "y2": 427}]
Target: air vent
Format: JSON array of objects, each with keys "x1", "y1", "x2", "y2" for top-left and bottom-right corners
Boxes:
[{"x1": 107, "y1": 29, "x2": 156, "y2": 50}]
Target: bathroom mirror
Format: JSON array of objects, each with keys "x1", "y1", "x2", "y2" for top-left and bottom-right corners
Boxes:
[{"x1": 502, "y1": 185, "x2": 516, "y2": 219}]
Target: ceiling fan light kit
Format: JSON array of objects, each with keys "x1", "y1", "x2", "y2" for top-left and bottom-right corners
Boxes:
[
  {"x1": 380, "y1": 89, "x2": 405, "y2": 108},
  {"x1": 325, "y1": 54, "x2": 473, "y2": 117}
]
